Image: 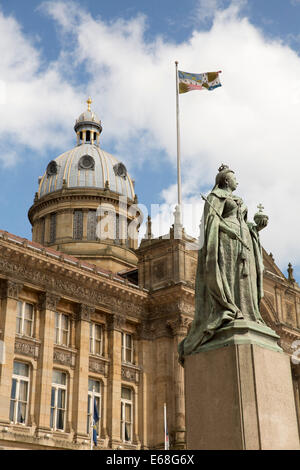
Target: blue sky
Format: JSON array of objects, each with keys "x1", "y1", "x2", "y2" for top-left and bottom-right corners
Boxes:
[{"x1": 1, "y1": 0, "x2": 300, "y2": 282}]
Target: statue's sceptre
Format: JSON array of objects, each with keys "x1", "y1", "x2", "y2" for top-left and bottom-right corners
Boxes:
[{"x1": 200, "y1": 194, "x2": 250, "y2": 251}]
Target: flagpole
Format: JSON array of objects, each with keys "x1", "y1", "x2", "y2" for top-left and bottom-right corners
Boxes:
[
  {"x1": 175, "y1": 61, "x2": 182, "y2": 224},
  {"x1": 164, "y1": 402, "x2": 169, "y2": 450},
  {"x1": 90, "y1": 387, "x2": 95, "y2": 451}
]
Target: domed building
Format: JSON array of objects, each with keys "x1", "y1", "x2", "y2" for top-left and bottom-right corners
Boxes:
[
  {"x1": 0, "y1": 100, "x2": 299, "y2": 450},
  {"x1": 28, "y1": 98, "x2": 140, "y2": 273}
]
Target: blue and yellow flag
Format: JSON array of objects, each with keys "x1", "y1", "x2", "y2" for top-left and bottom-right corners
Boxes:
[
  {"x1": 93, "y1": 399, "x2": 99, "y2": 446},
  {"x1": 178, "y1": 70, "x2": 222, "y2": 94}
]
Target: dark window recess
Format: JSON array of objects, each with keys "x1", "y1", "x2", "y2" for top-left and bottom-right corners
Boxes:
[
  {"x1": 94, "y1": 132, "x2": 97, "y2": 141},
  {"x1": 80, "y1": 132, "x2": 83, "y2": 141},
  {"x1": 73, "y1": 210, "x2": 83, "y2": 240},
  {"x1": 87, "y1": 210, "x2": 97, "y2": 241},
  {"x1": 50, "y1": 213, "x2": 57, "y2": 244},
  {"x1": 86, "y1": 131, "x2": 90, "y2": 142},
  {"x1": 40, "y1": 217, "x2": 45, "y2": 245}
]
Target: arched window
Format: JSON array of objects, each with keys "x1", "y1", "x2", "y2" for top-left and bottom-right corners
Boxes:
[
  {"x1": 87, "y1": 210, "x2": 97, "y2": 240},
  {"x1": 50, "y1": 213, "x2": 56, "y2": 244},
  {"x1": 73, "y1": 210, "x2": 83, "y2": 240}
]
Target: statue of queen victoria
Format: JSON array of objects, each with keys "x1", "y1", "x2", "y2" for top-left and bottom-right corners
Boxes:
[{"x1": 179, "y1": 164, "x2": 270, "y2": 364}]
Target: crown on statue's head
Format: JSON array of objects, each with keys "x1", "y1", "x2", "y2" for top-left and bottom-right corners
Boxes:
[{"x1": 218, "y1": 163, "x2": 229, "y2": 173}]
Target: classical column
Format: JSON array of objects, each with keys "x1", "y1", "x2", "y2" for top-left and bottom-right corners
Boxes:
[
  {"x1": 35, "y1": 292, "x2": 60, "y2": 435},
  {"x1": 73, "y1": 303, "x2": 94, "y2": 443},
  {"x1": 168, "y1": 315, "x2": 190, "y2": 449},
  {"x1": 0, "y1": 280, "x2": 23, "y2": 425},
  {"x1": 106, "y1": 313, "x2": 125, "y2": 448}
]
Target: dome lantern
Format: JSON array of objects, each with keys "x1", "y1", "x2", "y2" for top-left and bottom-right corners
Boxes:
[{"x1": 74, "y1": 97, "x2": 103, "y2": 146}]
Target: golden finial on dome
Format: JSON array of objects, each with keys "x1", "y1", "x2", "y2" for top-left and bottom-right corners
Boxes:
[{"x1": 87, "y1": 97, "x2": 92, "y2": 111}]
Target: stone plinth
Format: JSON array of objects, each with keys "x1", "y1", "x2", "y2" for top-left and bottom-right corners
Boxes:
[{"x1": 185, "y1": 343, "x2": 300, "y2": 450}]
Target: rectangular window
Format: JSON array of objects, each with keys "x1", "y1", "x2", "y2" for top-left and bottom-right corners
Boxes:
[
  {"x1": 87, "y1": 210, "x2": 97, "y2": 241},
  {"x1": 50, "y1": 213, "x2": 57, "y2": 244},
  {"x1": 86, "y1": 130, "x2": 91, "y2": 142},
  {"x1": 73, "y1": 210, "x2": 83, "y2": 240},
  {"x1": 50, "y1": 370, "x2": 67, "y2": 431},
  {"x1": 16, "y1": 301, "x2": 34, "y2": 337},
  {"x1": 87, "y1": 378, "x2": 101, "y2": 435},
  {"x1": 121, "y1": 333, "x2": 133, "y2": 364},
  {"x1": 89, "y1": 323, "x2": 103, "y2": 356},
  {"x1": 55, "y1": 313, "x2": 70, "y2": 347},
  {"x1": 121, "y1": 386, "x2": 132, "y2": 443},
  {"x1": 9, "y1": 361, "x2": 29, "y2": 424},
  {"x1": 40, "y1": 217, "x2": 45, "y2": 245}
]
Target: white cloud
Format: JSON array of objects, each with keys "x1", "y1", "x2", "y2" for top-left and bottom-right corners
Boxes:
[{"x1": 1, "y1": 1, "x2": 300, "y2": 274}]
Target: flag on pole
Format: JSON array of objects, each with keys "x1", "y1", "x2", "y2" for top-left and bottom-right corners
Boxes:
[
  {"x1": 164, "y1": 403, "x2": 169, "y2": 450},
  {"x1": 178, "y1": 70, "x2": 222, "y2": 94},
  {"x1": 92, "y1": 398, "x2": 99, "y2": 447}
]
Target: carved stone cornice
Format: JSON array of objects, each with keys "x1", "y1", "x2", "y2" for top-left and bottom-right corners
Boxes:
[
  {"x1": 38, "y1": 292, "x2": 61, "y2": 312},
  {"x1": 106, "y1": 313, "x2": 126, "y2": 332},
  {"x1": 76, "y1": 304, "x2": 95, "y2": 322},
  {"x1": 0, "y1": 279, "x2": 23, "y2": 300}
]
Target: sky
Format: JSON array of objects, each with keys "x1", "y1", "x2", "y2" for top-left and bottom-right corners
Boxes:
[{"x1": 0, "y1": 0, "x2": 300, "y2": 282}]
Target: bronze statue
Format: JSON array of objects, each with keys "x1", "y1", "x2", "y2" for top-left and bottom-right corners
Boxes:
[{"x1": 179, "y1": 164, "x2": 268, "y2": 364}]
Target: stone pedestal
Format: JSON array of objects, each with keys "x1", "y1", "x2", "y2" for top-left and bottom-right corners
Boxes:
[{"x1": 185, "y1": 334, "x2": 300, "y2": 449}]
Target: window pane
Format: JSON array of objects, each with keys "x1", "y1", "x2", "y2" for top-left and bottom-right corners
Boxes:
[
  {"x1": 50, "y1": 407, "x2": 54, "y2": 428},
  {"x1": 52, "y1": 370, "x2": 66, "y2": 385},
  {"x1": 125, "y1": 403, "x2": 131, "y2": 421},
  {"x1": 17, "y1": 402, "x2": 26, "y2": 424},
  {"x1": 18, "y1": 380, "x2": 28, "y2": 402},
  {"x1": 16, "y1": 317, "x2": 22, "y2": 334},
  {"x1": 125, "y1": 423, "x2": 131, "y2": 441},
  {"x1": 17, "y1": 301, "x2": 22, "y2": 317},
  {"x1": 25, "y1": 304, "x2": 33, "y2": 320},
  {"x1": 51, "y1": 387, "x2": 55, "y2": 407},
  {"x1": 62, "y1": 330, "x2": 68, "y2": 346},
  {"x1": 13, "y1": 362, "x2": 29, "y2": 377},
  {"x1": 57, "y1": 409, "x2": 64, "y2": 430},
  {"x1": 95, "y1": 325, "x2": 102, "y2": 339},
  {"x1": 61, "y1": 315, "x2": 69, "y2": 330},
  {"x1": 24, "y1": 320, "x2": 32, "y2": 336},
  {"x1": 121, "y1": 387, "x2": 131, "y2": 400},
  {"x1": 10, "y1": 379, "x2": 17, "y2": 399},
  {"x1": 55, "y1": 313, "x2": 59, "y2": 328},
  {"x1": 58, "y1": 389, "x2": 66, "y2": 409},
  {"x1": 88, "y1": 379, "x2": 100, "y2": 393},
  {"x1": 126, "y1": 348, "x2": 132, "y2": 363},
  {"x1": 9, "y1": 399, "x2": 15, "y2": 422},
  {"x1": 126, "y1": 335, "x2": 132, "y2": 348}
]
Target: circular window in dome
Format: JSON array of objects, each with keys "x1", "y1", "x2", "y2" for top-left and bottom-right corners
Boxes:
[
  {"x1": 113, "y1": 162, "x2": 127, "y2": 179},
  {"x1": 78, "y1": 155, "x2": 95, "y2": 170},
  {"x1": 46, "y1": 160, "x2": 58, "y2": 177}
]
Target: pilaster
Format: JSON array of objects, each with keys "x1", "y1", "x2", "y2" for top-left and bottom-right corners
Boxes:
[
  {"x1": 0, "y1": 280, "x2": 24, "y2": 424},
  {"x1": 35, "y1": 292, "x2": 60, "y2": 435}
]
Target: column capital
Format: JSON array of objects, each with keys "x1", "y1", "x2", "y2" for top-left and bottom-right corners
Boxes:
[
  {"x1": 76, "y1": 303, "x2": 95, "y2": 322},
  {"x1": 107, "y1": 313, "x2": 126, "y2": 332},
  {"x1": 38, "y1": 292, "x2": 61, "y2": 312},
  {"x1": 0, "y1": 279, "x2": 24, "y2": 300},
  {"x1": 167, "y1": 315, "x2": 191, "y2": 338}
]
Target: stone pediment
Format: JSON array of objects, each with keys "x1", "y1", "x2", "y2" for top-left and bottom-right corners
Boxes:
[{"x1": 262, "y1": 248, "x2": 286, "y2": 280}]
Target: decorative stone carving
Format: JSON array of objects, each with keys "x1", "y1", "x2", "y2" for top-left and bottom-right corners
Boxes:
[
  {"x1": 167, "y1": 316, "x2": 192, "y2": 337},
  {"x1": 77, "y1": 304, "x2": 95, "y2": 322},
  {"x1": 0, "y1": 279, "x2": 23, "y2": 300},
  {"x1": 121, "y1": 365, "x2": 139, "y2": 384},
  {"x1": 89, "y1": 358, "x2": 108, "y2": 376},
  {"x1": 53, "y1": 348, "x2": 76, "y2": 368},
  {"x1": 106, "y1": 314, "x2": 126, "y2": 332},
  {"x1": 38, "y1": 292, "x2": 61, "y2": 312},
  {"x1": 15, "y1": 339, "x2": 39, "y2": 359}
]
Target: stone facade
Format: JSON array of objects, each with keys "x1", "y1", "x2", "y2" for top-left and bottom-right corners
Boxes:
[{"x1": 0, "y1": 226, "x2": 299, "y2": 450}]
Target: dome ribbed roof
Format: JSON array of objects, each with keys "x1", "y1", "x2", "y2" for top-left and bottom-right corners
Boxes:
[{"x1": 38, "y1": 143, "x2": 135, "y2": 200}]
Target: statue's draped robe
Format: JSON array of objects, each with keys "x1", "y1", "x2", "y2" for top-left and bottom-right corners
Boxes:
[{"x1": 179, "y1": 187, "x2": 265, "y2": 362}]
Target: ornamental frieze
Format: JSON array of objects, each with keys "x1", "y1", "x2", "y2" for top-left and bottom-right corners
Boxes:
[
  {"x1": 38, "y1": 292, "x2": 61, "y2": 312},
  {"x1": 121, "y1": 365, "x2": 139, "y2": 384},
  {"x1": 15, "y1": 339, "x2": 39, "y2": 359},
  {"x1": 89, "y1": 357, "x2": 108, "y2": 376},
  {"x1": 0, "y1": 254, "x2": 145, "y2": 317},
  {"x1": 53, "y1": 347, "x2": 76, "y2": 368}
]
